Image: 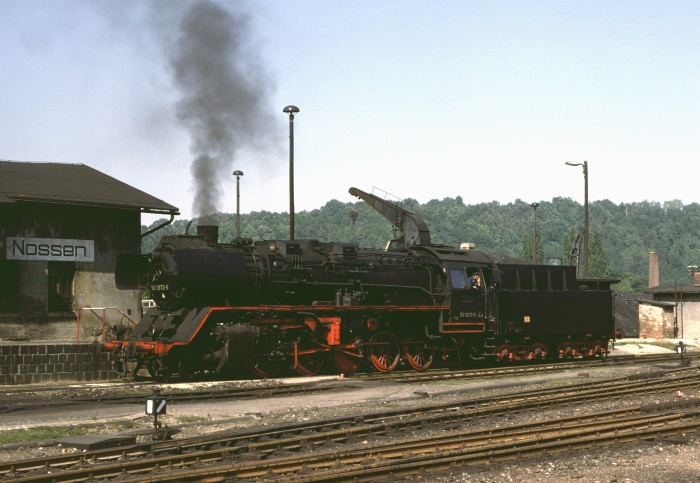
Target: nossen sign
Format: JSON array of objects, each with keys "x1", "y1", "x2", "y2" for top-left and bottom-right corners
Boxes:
[{"x1": 7, "y1": 237, "x2": 94, "y2": 262}]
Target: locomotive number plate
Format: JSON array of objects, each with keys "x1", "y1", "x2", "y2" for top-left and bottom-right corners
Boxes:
[
  {"x1": 459, "y1": 312, "x2": 480, "y2": 318},
  {"x1": 151, "y1": 284, "x2": 169, "y2": 291}
]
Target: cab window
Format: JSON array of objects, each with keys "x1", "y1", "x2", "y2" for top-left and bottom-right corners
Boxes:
[{"x1": 450, "y1": 269, "x2": 467, "y2": 289}]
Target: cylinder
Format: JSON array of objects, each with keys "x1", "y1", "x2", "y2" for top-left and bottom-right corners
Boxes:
[{"x1": 197, "y1": 225, "x2": 219, "y2": 244}]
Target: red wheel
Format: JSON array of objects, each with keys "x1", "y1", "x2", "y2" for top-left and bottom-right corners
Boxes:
[
  {"x1": 436, "y1": 336, "x2": 459, "y2": 366},
  {"x1": 590, "y1": 339, "x2": 606, "y2": 359},
  {"x1": 251, "y1": 357, "x2": 281, "y2": 379},
  {"x1": 561, "y1": 342, "x2": 576, "y2": 359},
  {"x1": 496, "y1": 344, "x2": 513, "y2": 361},
  {"x1": 332, "y1": 347, "x2": 363, "y2": 374},
  {"x1": 529, "y1": 342, "x2": 548, "y2": 360},
  {"x1": 295, "y1": 351, "x2": 325, "y2": 376},
  {"x1": 367, "y1": 331, "x2": 400, "y2": 373},
  {"x1": 403, "y1": 334, "x2": 434, "y2": 371}
]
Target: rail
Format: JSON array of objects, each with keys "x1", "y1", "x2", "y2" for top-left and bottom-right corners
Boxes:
[{"x1": 74, "y1": 307, "x2": 138, "y2": 342}]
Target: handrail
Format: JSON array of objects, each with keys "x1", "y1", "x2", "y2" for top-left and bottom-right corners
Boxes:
[{"x1": 74, "y1": 307, "x2": 139, "y2": 342}]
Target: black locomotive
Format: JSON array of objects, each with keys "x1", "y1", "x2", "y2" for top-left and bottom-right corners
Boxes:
[{"x1": 105, "y1": 187, "x2": 618, "y2": 379}]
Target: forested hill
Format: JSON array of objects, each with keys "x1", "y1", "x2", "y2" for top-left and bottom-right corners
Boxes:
[{"x1": 141, "y1": 196, "x2": 700, "y2": 291}]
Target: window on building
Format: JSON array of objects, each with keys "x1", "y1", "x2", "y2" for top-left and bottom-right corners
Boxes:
[
  {"x1": 0, "y1": 260, "x2": 18, "y2": 312},
  {"x1": 47, "y1": 261, "x2": 76, "y2": 312}
]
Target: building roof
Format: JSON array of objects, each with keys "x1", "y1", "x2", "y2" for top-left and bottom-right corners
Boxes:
[
  {"x1": 638, "y1": 299, "x2": 677, "y2": 308},
  {"x1": 646, "y1": 284, "x2": 700, "y2": 295},
  {"x1": 0, "y1": 160, "x2": 179, "y2": 215}
]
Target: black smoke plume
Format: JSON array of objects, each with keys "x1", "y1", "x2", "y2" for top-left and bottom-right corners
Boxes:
[{"x1": 168, "y1": 0, "x2": 278, "y2": 222}]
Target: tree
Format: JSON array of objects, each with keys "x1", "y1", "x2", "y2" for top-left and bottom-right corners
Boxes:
[
  {"x1": 520, "y1": 230, "x2": 544, "y2": 264},
  {"x1": 560, "y1": 228, "x2": 579, "y2": 267},
  {"x1": 588, "y1": 230, "x2": 613, "y2": 277}
]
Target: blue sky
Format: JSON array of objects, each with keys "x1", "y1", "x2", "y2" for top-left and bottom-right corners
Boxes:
[{"x1": 1, "y1": 1, "x2": 698, "y2": 223}]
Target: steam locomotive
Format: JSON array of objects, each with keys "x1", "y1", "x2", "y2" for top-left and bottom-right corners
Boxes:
[{"x1": 104, "y1": 187, "x2": 618, "y2": 379}]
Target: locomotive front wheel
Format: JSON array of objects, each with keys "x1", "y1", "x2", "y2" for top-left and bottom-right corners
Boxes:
[
  {"x1": 251, "y1": 358, "x2": 282, "y2": 379},
  {"x1": 367, "y1": 331, "x2": 401, "y2": 373},
  {"x1": 147, "y1": 360, "x2": 162, "y2": 379},
  {"x1": 295, "y1": 351, "x2": 325, "y2": 376},
  {"x1": 403, "y1": 334, "x2": 434, "y2": 371}
]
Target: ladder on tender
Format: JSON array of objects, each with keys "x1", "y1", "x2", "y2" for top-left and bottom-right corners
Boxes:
[{"x1": 675, "y1": 289, "x2": 684, "y2": 339}]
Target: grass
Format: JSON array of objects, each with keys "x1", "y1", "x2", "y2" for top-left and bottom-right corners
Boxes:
[
  {"x1": 175, "y1": 415, "x2": 207, "y2": 424},
  {"x1": 0, "y1": 415, "x2": 213, "y2": 446},
  {"x1": 0, "y1": 420, "x2": 135, "y2": 445}
]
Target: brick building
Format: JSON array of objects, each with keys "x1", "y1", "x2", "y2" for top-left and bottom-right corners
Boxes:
[
  {"x1": 643, "y1": 284, "x2": 700, "y2": 340},
  {"x1": 0, "y1": 160, "x2": 178, "y2": 342}
]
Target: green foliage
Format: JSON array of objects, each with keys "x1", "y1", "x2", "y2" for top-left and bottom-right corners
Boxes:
[
  {"x1": 588, "y1": 230, "x2": 613, "y2": 277},
  {"x1": 139, "y1": 196, "x2": 700, "y2": 287},
  {"x1": 0, "y1": 421, "x2": 134, "y2": 444},
  {"x1": 520, "y1": 228, "x2": 544, "y2": 264}
]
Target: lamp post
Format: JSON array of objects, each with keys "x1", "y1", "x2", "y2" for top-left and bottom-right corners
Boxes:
[
  {"x1": 283, "y1": 105, "x2": 299, "y2": 240},
  {"x1": 233, "y1": 170, "x2": 244, "y2": 239},
  {"x1": 565, "y1": 161, "x2": 589, "y2": 277},
  {"x1": 530, "y1": 202, "x2": 539, "y2": 263}
]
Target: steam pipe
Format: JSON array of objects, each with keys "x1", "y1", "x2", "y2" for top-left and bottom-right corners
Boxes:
[{"x1": 140, "y1": 214, "x2": 175, "y2": 240}]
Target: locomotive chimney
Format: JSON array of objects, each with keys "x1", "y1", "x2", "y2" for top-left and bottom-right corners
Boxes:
[
  {"x1": 197, "y1": 225, "x2": 219, "y2": 244},
  {"x1": 648, "y1": 251, "x2": 659, "y2": 288}
]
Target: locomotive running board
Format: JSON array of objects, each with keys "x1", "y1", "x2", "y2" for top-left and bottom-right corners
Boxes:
[{"x1": 441, "y1": 321, "x2": 486, "y2": 333}]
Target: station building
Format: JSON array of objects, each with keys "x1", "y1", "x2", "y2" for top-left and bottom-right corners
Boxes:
[{"x1": 0, "y1": 160, "x2": 179, "y2": 342}]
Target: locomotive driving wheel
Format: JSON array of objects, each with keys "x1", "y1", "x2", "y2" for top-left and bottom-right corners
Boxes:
[
  {"x1": 295, "y1": 350, "x2": 325, "y2": 376},
  {"x1": 367, "y1": 330, "x2": 401, "y2": 373},
  {"x1": 332, "y1": 346, "x2": 363, "y2": 375},
  {"x1": 403, "y1": 334, "x2": 434, "y2": 371}
]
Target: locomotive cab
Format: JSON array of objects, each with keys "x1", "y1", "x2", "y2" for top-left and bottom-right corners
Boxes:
[{"x1": 443, "y1": 262, "x2": 496, "y2": 337}]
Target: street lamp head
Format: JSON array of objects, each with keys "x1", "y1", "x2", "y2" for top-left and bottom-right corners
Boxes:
[
  {"x1": 531, "y1": 202, "x2": 540, "y2": 209},
  {"x1": 566, "y1": 160, "x2": 588, "y2": 173},
  {"x1": 233, "y1": 170, "x2": 244, "y2": 177},
  {"x1": 283, "y1": 105, "x2": 299, "y2": 115}
]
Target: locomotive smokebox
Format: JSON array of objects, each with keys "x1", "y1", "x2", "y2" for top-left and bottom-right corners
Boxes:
[{"x1": 197, "y1": 225, "x2": 219, "y2": 244}]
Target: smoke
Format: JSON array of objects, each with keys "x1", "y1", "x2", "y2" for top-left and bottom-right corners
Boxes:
[{"x1": 167, "y1": 0, "x2": 278, "y2": 221}]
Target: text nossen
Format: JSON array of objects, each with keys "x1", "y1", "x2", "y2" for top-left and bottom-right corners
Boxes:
[{"x1": 12, "y1": 240, "x2": 87, "y2": 257}]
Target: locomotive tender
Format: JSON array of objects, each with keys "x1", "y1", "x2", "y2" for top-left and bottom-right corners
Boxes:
[{"x1": 104, "y1": 187, "x2": 618, "y2": 379}]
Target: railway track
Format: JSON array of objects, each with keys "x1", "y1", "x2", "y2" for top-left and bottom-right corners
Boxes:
[
  {"x1": 2, "y1": 364, "x2": 698, "y2": 482},
  {"x1": 0, "y1": 380, "x2": 347, "y2": 414},
  {"x1": 0, "y1": 352, "x2": 684, "y2": 414},
  {"x1": 361, "y1": 351, "x2": 690, "y2": 384},
  {"x1": 126, "y1": 408, "x2": 700, "y2": 482}
]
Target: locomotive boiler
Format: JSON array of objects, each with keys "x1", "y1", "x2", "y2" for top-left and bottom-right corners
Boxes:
[{"x1": 104, "y1": 187, "x2": 618, "y2": 379}]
